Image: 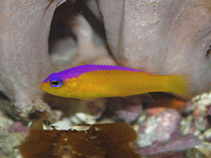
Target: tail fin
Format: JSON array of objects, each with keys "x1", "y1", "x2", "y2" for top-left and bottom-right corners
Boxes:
[{"x1": 167, "y1": 74, "x2": 190, "y2": 99}]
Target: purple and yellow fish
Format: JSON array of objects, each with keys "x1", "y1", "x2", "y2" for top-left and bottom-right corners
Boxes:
[{"x1": 40, "y1": 64, "x2": 190, "y2": 99}]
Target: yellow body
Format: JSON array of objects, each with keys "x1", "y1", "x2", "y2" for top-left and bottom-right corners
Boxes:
[{"x1": 41, "y1": 70, "x2": 189, "y2": 99}]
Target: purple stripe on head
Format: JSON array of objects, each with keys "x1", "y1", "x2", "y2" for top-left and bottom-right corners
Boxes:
[
  {"x1": 43, "y1": 73, "x2": 57, "y2": 83},
  {"x1": 43, "y1": 64, "x2": 140, "y2": 83}
]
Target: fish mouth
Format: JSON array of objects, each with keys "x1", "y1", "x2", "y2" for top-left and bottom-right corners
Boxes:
[{"x1": 40, "y1": 83, "x2": 46, "y2": 91}]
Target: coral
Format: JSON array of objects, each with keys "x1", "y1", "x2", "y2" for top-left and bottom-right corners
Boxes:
[
  {"x1": 0, "y1": 0, "x2": 108, "y2": 118},
  {"x1": 192, "y1": 92, "x2": 211, "y2": 131},
  {"x1": 98, "y1": 0, "x2": 211, "y2": 95},
  {"x1": 0, "y1": 111, "x2": 27, "y2": 158},
  {"x1": 0, "y1": 0, "x2": 210, "y2": 119},
  {"x1": 0, "y1": 0, "x2": 64, "y2": 118},
  {"x1": 195, "y1": 142, "x2": 211, "y2": 157}
]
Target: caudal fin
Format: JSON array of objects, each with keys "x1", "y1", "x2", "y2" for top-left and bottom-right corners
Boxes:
[{"x1": 167, "y1": 74, "x2": 190, "y2": 99}]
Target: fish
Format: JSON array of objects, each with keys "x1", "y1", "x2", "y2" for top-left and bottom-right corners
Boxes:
[{"x1": 40, "y1": 64, "x2": 190, "y2": 99}]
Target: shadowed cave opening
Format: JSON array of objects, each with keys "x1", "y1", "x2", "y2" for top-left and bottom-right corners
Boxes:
[{"x1": 48, "y1": 0, "x2": 106, "y2": 66}]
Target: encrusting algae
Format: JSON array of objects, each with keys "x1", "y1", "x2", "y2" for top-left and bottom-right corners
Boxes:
[{"x1": 18, "y1": 116, "x2": 140, "y2": 158}]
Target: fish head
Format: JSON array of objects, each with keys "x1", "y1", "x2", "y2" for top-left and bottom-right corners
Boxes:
[{"x1": 40, "y1": 72, "x2": 76, "y2": 98}]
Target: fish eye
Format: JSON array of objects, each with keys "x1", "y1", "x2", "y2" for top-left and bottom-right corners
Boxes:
[{"x1": 50, "y1": 77, "x2": 63, "y2": 88}]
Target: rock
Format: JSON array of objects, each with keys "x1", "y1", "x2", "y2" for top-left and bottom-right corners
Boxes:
[
  {"x1": 8, "y1": 122, "x2": 29, "y2": 134},
  {"x1": 106, "y1": 97, "x2": 143, "y2": 123},
  {"x1": 136, "y1": 135, "x2": 201, "y2": 156},
  {"x1": 192, "y1": 92, "x2": 211, "y2": 131},
  {"x1": 137, "y1": 109, "x2": 181, "y2": 147}
]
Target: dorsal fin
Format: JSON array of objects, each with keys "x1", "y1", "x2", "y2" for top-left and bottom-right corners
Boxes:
[{"x1": 89, "y1": 57, "x2": 118, "y2": 66}]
